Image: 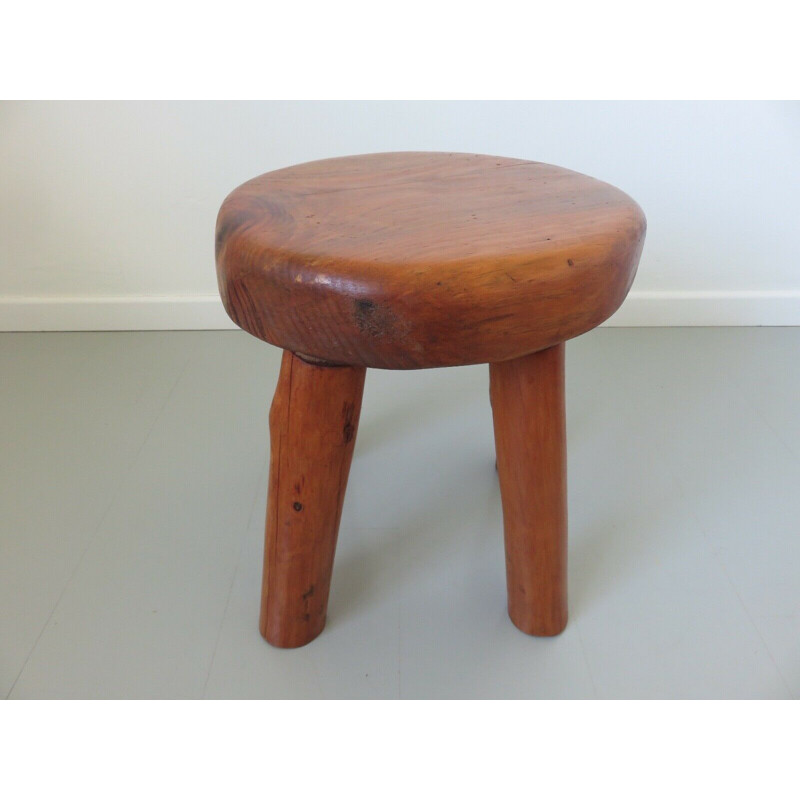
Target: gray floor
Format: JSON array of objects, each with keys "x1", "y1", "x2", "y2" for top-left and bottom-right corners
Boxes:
[{"x1": 1, "y1": 328, "x2": 798, "y2": 699}]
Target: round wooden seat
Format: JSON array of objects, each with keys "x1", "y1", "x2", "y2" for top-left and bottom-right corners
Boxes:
[{"x1": 216, "y1": 152, "x2": 646, "y2": 369}]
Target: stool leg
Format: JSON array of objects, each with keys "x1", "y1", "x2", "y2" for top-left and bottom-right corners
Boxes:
[
  {"x1": 260, "y1": 350, "x2": 366, "y2": 648},
  {"x1": 489, "y1": 344, "x2": 568, "y2": 636}
]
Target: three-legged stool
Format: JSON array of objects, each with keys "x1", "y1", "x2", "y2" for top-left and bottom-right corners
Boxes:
[{"x1": 215, "y1": 152, "x2": 646, "y2": 647}]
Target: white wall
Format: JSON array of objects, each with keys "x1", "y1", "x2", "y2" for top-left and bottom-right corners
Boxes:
[{"x1": 1, "y1": 101, "x2": 798, "y2": 329}]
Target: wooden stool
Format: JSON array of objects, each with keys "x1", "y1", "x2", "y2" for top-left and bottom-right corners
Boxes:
[{"x1": 215, "y1": 152, "x2": 646, "y2": 648}]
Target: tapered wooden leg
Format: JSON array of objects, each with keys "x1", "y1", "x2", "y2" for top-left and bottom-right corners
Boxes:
[
  {"x1": 489, "y1": 344, "x2": 568, "y2": 636},
  {"x1": 260, "y1": 350, "x2": 366, "y2": 648}
]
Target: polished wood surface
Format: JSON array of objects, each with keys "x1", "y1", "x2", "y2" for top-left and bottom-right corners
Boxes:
[
  {"x1": 490, "y1": 344, "x2": 568, "y2": 636},
  {"x1": 217, "y1": 152, "x2": 646, "y2": 646},
  {"x1": 260, "y1": 350, "x2": 365, "y2": 648},
  {"x1": 216, "y1": 152, "x2": 646, "y2": 369}
]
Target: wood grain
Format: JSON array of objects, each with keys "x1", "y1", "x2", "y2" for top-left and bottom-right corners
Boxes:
[
  {"x1": 260, "y1": 350, "x2": 365, "y2": 648},
  {"x1": 216, "y1": 152, "x2": 647, "y2": 644},
  {"x1": 216, "y1": 152, "x2": 646, "y2": 369},
  {"x1": 490, "y1": 344, "x2": 568, "y2": 636}
]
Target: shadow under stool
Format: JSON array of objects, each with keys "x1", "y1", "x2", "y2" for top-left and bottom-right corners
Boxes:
[{"x1": 215, "y1": 151, "x2": 646, "y2": 648}]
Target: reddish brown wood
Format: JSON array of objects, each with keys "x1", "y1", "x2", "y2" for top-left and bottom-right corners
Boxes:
[
  {"x1": 260, "y1": 350, "x2": 365, "y2": 648},
  {"x1": 216, "y1": 152, "x2": 645, "y2": 369},
  {"x1": 216, "y1": 152, "x2": 647, "y2": 644},
  {"x1": 490, "y1": 344, "x2": 568, "y2": 636}
]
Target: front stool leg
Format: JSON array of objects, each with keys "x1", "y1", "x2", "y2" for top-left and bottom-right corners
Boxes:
[
  {"x1": 260, "y1": 350, "x2": 366, "y2": 647},
  {"x1": 489, "y1": 343, "x2": 568, "y2": 636}
]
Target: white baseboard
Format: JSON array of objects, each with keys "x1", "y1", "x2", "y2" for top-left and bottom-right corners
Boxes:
[
  {"x1": 0, "y1": 295, "x2": 238, "y2": 332},
  {"x1": 607, "y1": 290, "x2": 800, "y2": 327},
  {"x1": 2, "y1": 291, "x2": 800, "y2": 332}
]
